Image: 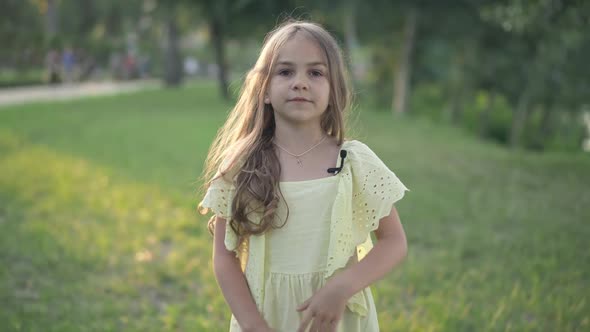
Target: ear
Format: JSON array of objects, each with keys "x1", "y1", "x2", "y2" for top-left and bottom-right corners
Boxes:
[{"x1": 264, "y1": 95, "x2": 271, "y2": 104}]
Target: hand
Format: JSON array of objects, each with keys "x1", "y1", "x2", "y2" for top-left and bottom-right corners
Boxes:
[{"x1": 296, "y1": 282, "x2": 348, "y2": 332}]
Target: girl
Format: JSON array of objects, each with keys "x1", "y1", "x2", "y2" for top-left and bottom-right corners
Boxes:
[{"x1": 199, "y1": 20, "x2": 409, "y2": 332}]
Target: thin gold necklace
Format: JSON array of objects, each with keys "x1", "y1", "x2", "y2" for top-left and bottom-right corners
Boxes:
[{"x1": 273, "y1": 136, "x2": 327, "y2": 167}]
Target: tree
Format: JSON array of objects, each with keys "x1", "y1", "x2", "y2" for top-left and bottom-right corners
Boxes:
[
  {"x1": 0, "y1": 0, "x2": 44, "y2": 67},
  {"x1": 157, "y1": 1, "x2": 184, "y2": 87},
  {"x1": 480, "y1": 0, "x2": 590, "y2": 148}
]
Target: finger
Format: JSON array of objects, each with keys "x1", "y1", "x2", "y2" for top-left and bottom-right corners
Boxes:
[
  {"x1": 309, "y1": 315, "x2": 322, "y2": 332},
  {"x1": 296, "y1": 298, "x2": 310, "y2": 312},
  {"x1": 327, "y1": 318, "x2": 338, "y2": 332},
  {"x1": 297, "y1": 310, "x2": 313, "y2": 332},
  {"x1": 321, "y1": 316, "x2": 336, "y2": 332},
  {"x1": 316, "y1": 318, "x2": 330, "y2": 332}
]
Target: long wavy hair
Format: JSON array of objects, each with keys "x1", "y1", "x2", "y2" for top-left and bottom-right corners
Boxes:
[{"x1": 199, "y1": 20, "x2": 352, "y2": 240}]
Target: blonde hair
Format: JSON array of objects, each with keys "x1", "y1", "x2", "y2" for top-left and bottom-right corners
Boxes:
[{"x1": 199, "y1": 20, "x2": 352, "y2": 239}]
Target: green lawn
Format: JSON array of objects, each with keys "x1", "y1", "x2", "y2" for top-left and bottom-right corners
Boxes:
[{"x1": 0, "y1": 80, "x2": 588, "y2": 331}]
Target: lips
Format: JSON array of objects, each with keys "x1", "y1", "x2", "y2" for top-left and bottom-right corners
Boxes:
[{"x1": 288, "y1": 97, "x2": 312, "y2": 102}]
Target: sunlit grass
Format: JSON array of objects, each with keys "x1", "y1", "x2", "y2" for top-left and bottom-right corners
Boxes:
[
  {"x1": 0, "y1": 80, "x2": 588, "y2": 331},
  {"x1": 0, "y1": 130, "x2": 225, "y2": 331}
]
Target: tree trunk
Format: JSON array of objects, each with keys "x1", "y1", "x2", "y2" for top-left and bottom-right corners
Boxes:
[
  {"x1": 533, "y1": 106, "x2": 555, "y2": 150},
  {"x1": 210, "y1": 16, "x2": 230, "y2": 100},
  {"x1": 392, "y1": 8, "x2": 418, "y2": 115},
  {"x1": 538, "y1": 107, "x2": 554, "y2": 138},
  {"x1": 449, "y1": 83, "x2": 465, "y2": 125},
  {"x1": 163, "y1": 17, "x2": 183, "y2": 87},
  {"x1": 448, "y1": 43, "x2": 474, "y2": 125},
  {"x1": 46, "y1": 0, "x2": 58, "y2": 39},
  {"x1": 509, "y1": 89, "x2": 533, "y2": 147},
  {"x1": 479, "y1": 92, "x2": 495, "y2": 137},
  {"x1": 344, "y1": 0, "x2": 361, "y2": 82}
]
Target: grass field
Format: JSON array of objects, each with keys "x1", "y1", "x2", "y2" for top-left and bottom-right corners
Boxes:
[{"x1": 0, "y1": 80, "x2": 588, "y2": 331}]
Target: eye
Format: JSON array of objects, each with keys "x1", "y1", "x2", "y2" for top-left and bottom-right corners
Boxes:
[
  {"x1": 277, "y1": 69, "x2": 292, "y2": 76},
  {"x1": 310, "y1": 69, "x2": 324, "y2": 77}
]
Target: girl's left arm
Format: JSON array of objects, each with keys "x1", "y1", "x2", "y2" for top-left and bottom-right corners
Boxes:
[{"x1": 330, "y1": 205, "x2": 408, "y2": 298}]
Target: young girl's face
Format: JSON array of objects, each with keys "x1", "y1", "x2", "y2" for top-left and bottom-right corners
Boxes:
[{"x1": 265, "y1": 33, "x2": 330, "y2": 127}]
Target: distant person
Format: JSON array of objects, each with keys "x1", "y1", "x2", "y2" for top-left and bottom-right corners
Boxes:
[
  {"x1": 62, "y1": 47, "x2": 75, "y2": 82},
  {"x1": 183, "y1": 56, "x2": 199, "y2": 76},
  {"x1": 138, "y1": 55, "x2": 151, "y2": 78},
  {"x1": 198, "y1": 20, "x2": 410, "y2": 332},
  {"x1": 45, "y1": 49, "x2": 61, "y2": 84},
  {"x1": 77, "y1": 49, "x2": 96, "y2": 81},
  {"x1": 109, "y1": 52, "x2": 123, "y2": 80},
  {"x1": 123, "y1": 52, "x2": 138, "y2": 79}
]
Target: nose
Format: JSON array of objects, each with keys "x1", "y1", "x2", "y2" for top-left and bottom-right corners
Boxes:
[{"x1": 291, "y1": 72, "x2": 309, "y2": 90}]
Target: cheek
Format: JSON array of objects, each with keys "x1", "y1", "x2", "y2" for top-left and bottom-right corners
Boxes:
[
  {"x1": 320, "y1": 85, "x2": 331, "y2": 103},
  {"x1": 320, "y1": 80, "x2": 330, "y2": 95}
]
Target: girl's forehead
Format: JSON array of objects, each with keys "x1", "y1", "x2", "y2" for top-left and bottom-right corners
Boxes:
[{"x1": 275, "y1": 33, "x2": 327, "y2": 65}]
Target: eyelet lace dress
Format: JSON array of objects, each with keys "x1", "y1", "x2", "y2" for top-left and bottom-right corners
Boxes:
[{"x1": 200, "y1": 140, "x2": 409, "y2": 331}]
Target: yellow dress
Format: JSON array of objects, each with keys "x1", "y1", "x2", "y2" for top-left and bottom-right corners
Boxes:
[{"x1": 200, "y1": 140, "x2": 409, "y2": 332}]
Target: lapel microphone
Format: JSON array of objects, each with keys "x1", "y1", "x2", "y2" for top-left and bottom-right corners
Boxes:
[{"x1": 327, "y1": 150, "x2": 348, "y2": 175}]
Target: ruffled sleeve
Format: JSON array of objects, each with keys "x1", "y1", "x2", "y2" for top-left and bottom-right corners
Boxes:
[
  {"x1": 349, "y1": 141, "x2": 409, "y2": 258},
  {"x1": 200, "y1": 165, "x2": 264, "y2": 311},
  {"x1": 199, "y1": 174, "x2": 241, "y2": 256},
  {"x1": 325, "y1": 140, "x2": 409, "y2": 317}
]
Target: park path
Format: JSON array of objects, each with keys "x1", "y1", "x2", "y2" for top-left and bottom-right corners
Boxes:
[{"x1": 0, "y1": 80, "x2": 159, "y2": 108}]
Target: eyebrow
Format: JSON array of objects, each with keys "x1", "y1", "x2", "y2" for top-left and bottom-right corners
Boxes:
[{"x1": 276, "y1": 61, "x2": 327, "y2": 67}]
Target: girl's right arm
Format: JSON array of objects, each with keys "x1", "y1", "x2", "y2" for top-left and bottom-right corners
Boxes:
[{"x1": 213, "y1": 216, "x2": 273, "y2": 332}]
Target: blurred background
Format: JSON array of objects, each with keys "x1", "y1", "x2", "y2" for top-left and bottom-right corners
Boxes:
[
  {"x1": 0, "y1": 0, "x2": 589, "y2": 331},
  {"x1": 2, "y1": 0, "x2": 589, "y2": 150}
]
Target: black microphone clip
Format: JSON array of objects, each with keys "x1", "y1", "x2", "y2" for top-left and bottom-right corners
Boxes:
[{"x1": 327, "y1": 150, "x2": 347, "y2": 175}]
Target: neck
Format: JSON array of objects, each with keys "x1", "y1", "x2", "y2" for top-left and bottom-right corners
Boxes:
[{"x1": 273, "y1": 121, "x2": 326, "y2": 153}]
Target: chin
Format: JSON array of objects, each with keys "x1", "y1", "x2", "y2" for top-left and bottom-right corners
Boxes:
[
  {"x1": 289, "y1": 114, "x2": 323, "y2": 125},
  {"x1": 274, "y1": 106, "x2": 325, "y2": 124}
]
